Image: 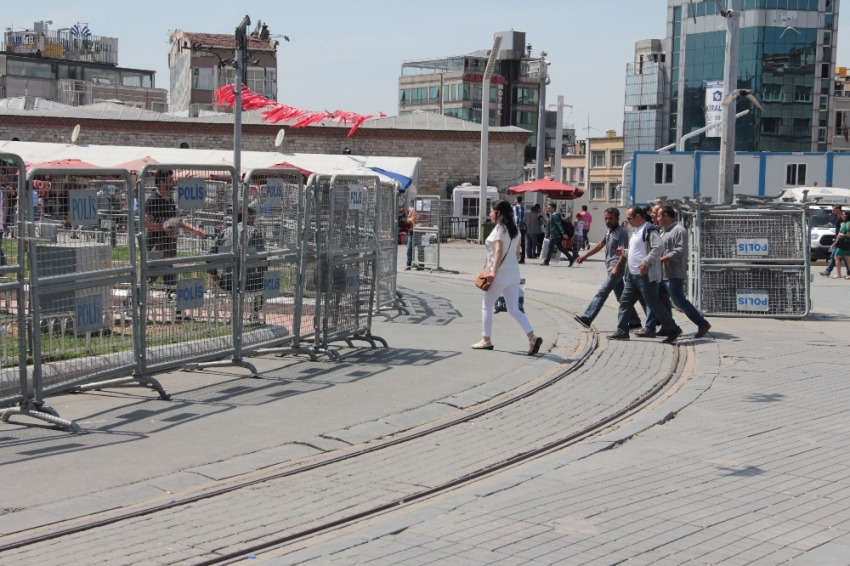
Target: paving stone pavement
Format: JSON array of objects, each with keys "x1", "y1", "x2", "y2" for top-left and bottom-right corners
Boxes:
[
  {"x1": 0, "y1": 249, "x2": 680, "y2": 564},
  {"x1": 252, "y1": 249, "x2": 850, "y2": 565}
]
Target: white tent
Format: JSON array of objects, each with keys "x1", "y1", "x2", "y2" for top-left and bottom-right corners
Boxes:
[{"x1": 0, "y1": 140, "x2": 421, "y2": 197}]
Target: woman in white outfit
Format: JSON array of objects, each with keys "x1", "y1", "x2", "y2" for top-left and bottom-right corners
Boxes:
[{"x1": 473, "y1": 200, "x2": 544, "y2": 355}]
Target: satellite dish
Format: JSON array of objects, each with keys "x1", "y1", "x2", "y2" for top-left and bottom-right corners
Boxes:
[
  {"x1": 71, "y1": 124, "x2": 81, "y2": 144},
  {"x1": 274, "y1": 129, "x2": 285, "y2": 148}
]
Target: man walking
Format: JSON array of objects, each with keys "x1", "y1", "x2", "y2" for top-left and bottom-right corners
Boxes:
[
  {"x1": 821, "y1": 205, "x2": 845, "y2": 277},
  {"x1": 525, "y1": 204, "x2": 544, "y2": 259},
  {"x1": 609, "y1": 206, "x2": 681, "y2": 344},
  {"x1": 541, "y1": 202, "x2": 575, "y2": 266},
  {"x1": 576, "y1": 205, "x2": 592, "y2": 250},
  {"x1": 513, "y1": 196, "x2": 527, "y2": 264},
  {"x1": 574, "y1": 207, "x2": 642, "y2": 329}
]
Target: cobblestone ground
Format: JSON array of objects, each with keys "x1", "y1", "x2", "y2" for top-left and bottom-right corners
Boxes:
[
  {"x1": 276, "y1": 258, "x2": 850, "y2": 565},
  {"x1": 0, "y1": 267, "x2": 677, "y2": 565}
]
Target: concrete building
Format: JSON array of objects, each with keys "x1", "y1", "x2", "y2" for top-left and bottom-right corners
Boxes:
[
  {"x1": 833, "y1": 64, "x2": 850, "y2": 151},
  {"x1": 398, "y1": 31, "x2": 548, "y2": 161},
  {"x1": 0, "y1": 21, "x2": 167, "y2": 111},
  {"x1": 0, "y1": 103, "x2": 531, "y2": 194},
  {"x1": 665, "y1": 0, "x2": 840, "y2": 153},
  {"x1": 624, "y1": 39, "x2": 667, "y2": 160},
  {"x1": 169, "y1": 27, "x2": 278, "y2": 115}
]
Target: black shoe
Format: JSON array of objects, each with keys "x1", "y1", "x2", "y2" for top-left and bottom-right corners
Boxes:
[
  {"x1": 662, "y1": 328, "x2": 682, "y2": 344},
  {"x1": 541, "y1": 262, "x2": 549, "y2": 266},
  {"x1": 568, "y1": 257, "x2": 575, "y2": 267},
  {"x1": 656, "y1": 328, "x2": 670, "y2": 337},
  {"x1": 694, "y1": 323, "x2": 712, "y2": 338},
  {"x1": 628, "y1": 322, "x2": 643, "y2": 330},
  {"x1": 608, "y1": 333, "x2": 630, "y2": 341},
  {"x1": 573, "y1": 314, "x2": 591, "y2": 329},
  {"x1": 518, "y1": 260, "x2": 525, "y2": 264},
  {"x1": 528, "y1": 336, "x2": 543, "y2": 355}
]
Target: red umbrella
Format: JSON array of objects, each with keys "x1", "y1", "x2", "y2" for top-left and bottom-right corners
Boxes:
[
  {"x1": 27, "y1": 158, "x2": 100, "y2": 172},
  {"x1": 507, "y1": 178, "x2": 584, "y2": 200},
  {"x1": 112, "y1": 156, "x2": 159, "y2": 173}
]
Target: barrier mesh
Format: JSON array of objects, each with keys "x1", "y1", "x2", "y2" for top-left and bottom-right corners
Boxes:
[
  {"x1": 0, "y1": 156, "x2": 26, "y2": 405},
  {"x1": 699, "y1": 265, "x2": 808, "y2": 318},
  {"x1": 700, "y1": 210, "x2": 806, "y2": 261}
]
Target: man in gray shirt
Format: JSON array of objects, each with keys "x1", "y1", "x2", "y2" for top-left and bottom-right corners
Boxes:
[
  {"x1": 573, "y1": 207, "x2": 642, "y2": 329},
  {"x1": 643, "y1": 205, "x2": 711, "y2": 338}
]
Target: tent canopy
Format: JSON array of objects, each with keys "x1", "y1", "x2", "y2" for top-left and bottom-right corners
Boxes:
[
  {"x1": 368, "y1": 166, "x2": 411, "y2": 190},
  {"x1": 112, "y1": 156, "x2": 159, "y2": 173},
  {"x1": 27, "y1": 158, "x2": 99, "y2": 171}
]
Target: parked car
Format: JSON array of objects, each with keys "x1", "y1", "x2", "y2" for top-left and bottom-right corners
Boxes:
[{"x1": 776, "y1": 187, "x2": 850, "y2": 261}]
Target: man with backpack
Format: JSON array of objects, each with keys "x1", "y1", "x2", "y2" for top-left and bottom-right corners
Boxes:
[
  {"x1": 609, "y1": 206, "x2": 681, "y2": 344},
  {"x1": 540, "y1": 202, "x2": 575, "y2": 266}
]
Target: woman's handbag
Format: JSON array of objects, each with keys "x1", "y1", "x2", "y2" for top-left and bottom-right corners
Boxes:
[
  {"x1": 475, "y1": 237, "x2": 512, "y2": 291},
  {"x1": 836, "y1": 236, "x2": 850, "y2": 251}
]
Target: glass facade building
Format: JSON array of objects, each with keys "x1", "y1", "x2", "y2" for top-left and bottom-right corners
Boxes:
[
  {"x1": 624, "y1": 61, "x2": 666, "y2": 159},
  {"x1": 666, "y1": 0, "x2": 838, "y2": 152}
]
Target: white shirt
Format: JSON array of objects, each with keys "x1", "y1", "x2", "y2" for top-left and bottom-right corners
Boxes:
[
  {"x1": 485, "y1": 224, "x2": 520, "y2": 279},
  {"x1": 628, "y1": 222, "x2": 648, "y2": 275}
]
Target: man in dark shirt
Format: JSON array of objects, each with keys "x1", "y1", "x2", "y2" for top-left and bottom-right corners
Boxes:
[
  {"x1": 574, "y1": 207, "x2": 642, "y2": 329},
  {"x1": 144, "y1": 170, "x2": 205, "y2": 287}
]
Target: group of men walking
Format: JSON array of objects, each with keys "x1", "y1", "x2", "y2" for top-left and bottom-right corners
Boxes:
[{"x1": 571, "y1": 204, "x2": 711, "y2": 344}]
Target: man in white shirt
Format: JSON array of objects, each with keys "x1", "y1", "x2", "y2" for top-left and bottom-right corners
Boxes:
[{"x1": 609, "y1": 206, "x2": 681, "y2": 344}]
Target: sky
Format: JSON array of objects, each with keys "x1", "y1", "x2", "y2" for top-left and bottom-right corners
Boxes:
[{"x1": 4, "y1": 0, "x2": 850, "y2": 136}]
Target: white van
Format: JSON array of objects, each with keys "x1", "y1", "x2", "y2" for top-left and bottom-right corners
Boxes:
[{"x1": 776, "y1": 187, "x2": 850, "y2": 260}]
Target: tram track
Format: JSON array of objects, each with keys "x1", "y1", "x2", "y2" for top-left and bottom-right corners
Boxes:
[{"x1": 0, "y1": 298, "x2": 689, "y2": 565}]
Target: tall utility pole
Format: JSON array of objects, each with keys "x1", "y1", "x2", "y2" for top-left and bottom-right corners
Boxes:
[
  {"x1": 718, "y1": 0, "x2": 741, "y2": 204},
  {"x1": 535, "y1": 55, "x2": 549, "y2": 180},
  {"x1": 234, "y1": 15, "x2": 250, "y2": 191},
  {"x1": 478, "y1": 34, "x2": 502, "y2": 244}
]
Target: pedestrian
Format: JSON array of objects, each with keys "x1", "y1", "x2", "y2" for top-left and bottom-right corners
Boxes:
[
  {"x1": 608, "y1": 206, "x2": 682, "y2": 344},
  {"x1": 833, "y1": 210, "x2": 850, "y2": 279},
  {"x1": 576, "y1": 205, "x2": 592, "y2": 250},
  {"x1": 405, "y1": 206, "x2": 420, "y2": 270},
  {"x1": 525, "y1": 204, "x2": 544, "y2": 259},
  {"x1": 821, "y1": 206, "x2": 845, "y2": 277},
  {"x1": 540, "y1": 202, "x2": 575, "y2": 266},
  {"x1": 574, "y1": 216, "x2": 585, "y2": 256},
  {"x1": 208, "y1": 205, "x2": 267, "y2": 322},
  {"x1": 145, "y1": 170, "x2": 206, "y2": 289},
  {"x1": 574, "y1": 207, "x2": 642, "y2": 329},
  {"x1": 473, "y1": 200, "x2": 543, "y2": 355},
  {"x1": 513, "y1": 196, "x2": 527, "y2": 264},
  {"x1": 639, "y1": 206, "x2": 711, "y2": 338}
]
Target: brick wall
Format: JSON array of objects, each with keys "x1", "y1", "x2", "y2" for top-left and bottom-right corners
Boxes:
[{"x1": 0, "y1": 116, "x2": 530, "y2": 194}]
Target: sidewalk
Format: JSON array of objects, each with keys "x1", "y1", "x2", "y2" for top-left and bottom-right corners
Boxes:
[
  {"x1": 261, "y1": 244, "x2": 850, "y2": 565},
  {"x1": 0, "y1": 272, "x2": 571, "y2": 532}
]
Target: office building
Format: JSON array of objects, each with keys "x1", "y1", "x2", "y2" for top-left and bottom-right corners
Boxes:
[
  {"x1": 1, "y1": 21, "x2": 167, "y2": 111},
  {"x1": 624, "y1": 39, "x2": 667, "y2": 160},
  {"x1": 666, "y1": 0, "x2": 839, "y2": 153},
  {"x1": 169, "y1": 25, "x2": 278, "y2": 115},
  {"x1": 834, "y1": 64, "x2": 850, "y2": 151},
  {"x1": 398, "y1": 31, "x2": 547, "y2": 161}
]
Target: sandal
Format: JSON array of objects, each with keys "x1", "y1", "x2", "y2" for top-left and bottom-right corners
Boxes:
[
  {"x1": 527, "y1": 336, "x2": 543, "y2": 356},
  {"x1": 471, "y1": 340, "x2": 494, "y2": 350}
]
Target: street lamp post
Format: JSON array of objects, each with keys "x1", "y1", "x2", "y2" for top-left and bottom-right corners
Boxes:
[
  {"x1": 718, "y1": 0, "x2": 741, "y2": 204},
  {"x1": 535, "y1": 55, "x2": 549, "y2": 180},
  {"x1": 478, "y1": 34, "x2": 502, "y2": 244}
]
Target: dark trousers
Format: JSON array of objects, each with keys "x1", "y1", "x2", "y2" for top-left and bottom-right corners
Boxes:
[
  {"x1": 583, "y1": 271, "x2": 641, "y2": 325},
  {"x1": 526, "y1": 233, "x2": 539, "y2": 258},
  {"x1": 542, "y1": 237, "x2": 575, "y2": 264},
  {"x1": 519, "y1": 229, "x2": 526, "y2": 262},
  {"x1": 617, "y1": 272, "x2": 678, "y2": 335},
  {"x1": 148, "y1": 234, "x2": 177, "y2": 287}
]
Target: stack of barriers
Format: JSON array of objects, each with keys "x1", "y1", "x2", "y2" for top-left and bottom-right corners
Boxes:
[
  {"x1": 375, "y1": 181, "x2": 408, "y2": 317},
  {"x1": 307, "y1": 174, "x2": 387, "y2": 360},
  {"x1": 682, "y1": 197, "x2": 811, "y2": 320}
]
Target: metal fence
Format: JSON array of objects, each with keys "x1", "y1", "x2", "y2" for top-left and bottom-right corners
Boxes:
[
  {"x1": 411, "y1": 195, "x2": 443, "y2": 272},
  {"x1": 375, "y1": 182, "x2": 408, "y2": 316},
  {"x1": 137, "y1": 164, "x2": 257, "y2": 383},
  {"x1": 0, "y1": 157, "x2": 398, "y2": 432},
  {"x1": 685, "y1": 202, "x2": 811, "y2": 320},
  {"x1": 0, "y1": 154, "x2": 30, "y2": 423}
]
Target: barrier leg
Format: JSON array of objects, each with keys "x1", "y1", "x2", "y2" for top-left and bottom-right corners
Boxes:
[
  {"x1": 260, "y1": 344, "x2": 319, "y2": 362},
  {"x1": 185, "y1": 358, "x2": 261, "y2": 379},
  {"x1": 0, "y1": 401, "x2": 81, "y2": 433}
]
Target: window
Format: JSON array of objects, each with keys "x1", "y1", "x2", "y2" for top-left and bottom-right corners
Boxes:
[
  {"x1": 733, "y1": 164, "x2": 741, "y2": 185},
  {"x1": 794, "y1": 118, "x2": 811, "y2": 136},
  {"x1": 590, "y1": 182, "x2": 606, "y2": 201},
  {"x1": 192, "y1": 68, "x2": 214, "y2": 90},
  {"x1": 591, "y1": 151, "x2": 606, "y2": 168},
  {"x1": 247, "y1": 68, "x2": 276, "y2": 98},
  {"x1": 610, "y1": 149, "x2": 624, "y2": 168},
  {"x1": 513, "y1": 88, "x2": 539, "y2": 105},
  {"x1": 786, "y1": 163, "x2": 807, "y2": 186},
  {"x1": 794, "y1": 86, "x2": 812, "y2": 102},
  {"x1": 461, "y1": 196, "x2": 490, "y2": 217},
  {"x1": 654, "y1": 163, "x2": 674, "y2": 184},
  {"x1": 429, "y1": 86, "x2": 439, "y2": 103},
  {"x1": 762, "y1": 118, "x2": 780, "y2": 134},
  {"x1": 609, "y1": 184, "x2": 621, "y2": 202}
]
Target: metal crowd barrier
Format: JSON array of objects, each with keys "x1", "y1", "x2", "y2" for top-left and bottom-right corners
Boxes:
[
  {"x1": 0, "y1": 154, "x2": 36, "y2": 427},
  {"x1": 375, "y1": 181, "x2": 408, "y2": 316},
  {"x1": 237, "y1": 168, "x2": 317, "y2": 360},
  {"x1": 685, "y1": 201, "x2": 811, "y2": 320},
  {"x1": 411, "y1": 195, "x2": 442, "y2": 272},
  {"x1": 308, "y1": 174, "x2": 386, "y2": 360},
  {"x1": 137, "y1": 164, "x2": 258, "y2": 384}
]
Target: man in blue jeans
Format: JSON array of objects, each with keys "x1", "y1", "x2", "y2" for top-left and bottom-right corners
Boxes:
[
  {"x1": 574, "y1": 207, "x2": 641, "y2": 329},
  {"x1": 609, "y1": 206, "x2": 681, "y2": 344},
  {"x1": 640, "y1": 205, "x2": 711, "y2": 338}
]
